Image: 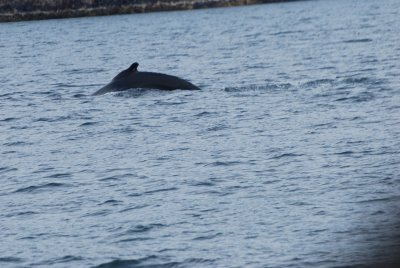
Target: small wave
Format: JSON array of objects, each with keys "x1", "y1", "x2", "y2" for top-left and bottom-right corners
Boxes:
[
  {"x1": 194, "y1": 111, "x2": 216, "y2": 117},
  {"x1": 80, "y1": 121, "x2": 99, "y2": 127},
  {"x1": 3, "y1": 141, "x2": 33, "y2": 146},
  {"x1": 93, "y1": 256, "x2": 213, "y2": 268},
  {"x1": 193, "y1": 232, "x2": 222, "y2": 241},
  {"x1": 355, "y1": 196, "x2": 400, "y2": 204},
  {"x1": 270, "y1": 153, "x2": 304, "y2": 159},
  {"x1": 115, "y1": 126, "x2": 137, "y2": 134},
  {"x1": 371, "y1": 210, "x2": 385, "y2": 215},
  {"x1": 224, "y1": 83, "x2": 293, "y2": 93},
  {"x1": 341, "y1": 76, "x2": 383, "y2": 85},
  {"x1": 32, "y1": 91, "x2": 62, "y2": 99},
  {"x1": 99, "y1": 170, "x2": 142, "y2": 179},
  {"x1": 84, "y1": 209, "x2": 111, "y2": 217},
  {"x1": 75, "y1": 38, "x2": 94, "y2": 43},
  {"x1": 0, "y1": 117, "x2": 18, "y2": 122},
  {"x1": 7, "y1": 210, "x2": 38, "y2": 217},
  {"x1": 51, "y1": 83, "x2": 88, "y2": 88},
  {"x1": 270, "y1": 30, "x2": 305, "y2": 36},
  {"x1": 154, "y1": 100, "x2": 187, "y2": 106},
  {"x1": 301, "y1": 79, "x2": 335, "y2": 88},
  {"x1": 55, "y1": 255, "x2": 85, "y2": 263},
  {"x1": 144, "y1": 187, "x2": 178, "y2": 195},
  {"x1": 34, "y1": 255, "x2": 84, "y2": 266},
  {"x1": 189, "y1": 181, "x2": 216, "y2": 187},
  {"x1": 73, "y1": 93, "x2": 88, "y2": 98},
  {"x1": 14, "y1": 182, "x2": 70, "y2": 193},
  {"x1": 335, "y1": 92, "x2": 375, "y2": 103},
  {"x1": 247, "y1": 63, "x2": 273, "y2": 70},
  {"x1": 40, "y1": 40, "x2": 58, "y2": 45},
  {"x1": 99, "y1": 199, "x2": 122, "y2": 206},
  {"x1": 334, "y1": 151, "x2": 354, "y2": 155},
  {"x1": 344, "y1": 77, "x2": 369, "y2": 84},
  {"x1": 45, "y1": 173, "x2": 72, "y2": 179},
  {"x1": 99, "y1": 176, "x2": 120, "y2": 182},
  {"x1": 115, "y1": 237, "x2": 152, "y2": 243},
  {"x1": 206, "y1": 124, "x2": 228, "y2": 132},
  {"x1": 113, "y1": 88, "x2": 151, "y2": 98},
  {"x1": 66, "y1": 68, "x2": 105, "y2": 75},
  {"x1": 0, "y1": 166, "x2": 18, "y2": 174},
  {"x1": 0, "y1": 257, "x2": 23, "y2": 263},
  {"x1": 119, "y1": 224, "x2": 165, "y2": 235},
  {"x1": 2, "y1": 150, "x2": 17, "y2": 155},
  {"x1": 119, "y1": 205, "x2": 149, "y2": 213},
  {"x1": 9, "y1": 125, "x2": 29, "y2": 130},
  {"x1": 32, "y1": 167, "x2": 55, "y2": 174},
  {"x1": 312, "y1": 122, "x2": 335, "y2": 129},
  {"x1": 343, "y1": 38, "x2": 372, "y2": 43},
  {"x1": 263, "y1": 179, "x2": 280, "y2": 185},
  {"x1": 34, "y1": 115, "x2": 73, "y2": 123},
  {"x1": 206, "y1": 161, "x2": 241, "y2": 167},
  {"x1": 319, "y1": 66, "x2": 336, "y2": 70},
  {"x1": 0, "y1": 91, "x2": 24, "y2": 98},
  {"x1": 93, "y1": 258, "x2": 173, "y2": 268}
]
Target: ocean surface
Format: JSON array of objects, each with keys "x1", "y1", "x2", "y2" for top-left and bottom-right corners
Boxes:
[{"x1": 1, "y1": 0, "x2": 400, "y2": 267}]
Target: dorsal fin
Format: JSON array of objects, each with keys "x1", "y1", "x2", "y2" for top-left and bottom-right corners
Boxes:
[
  {"x1": 129, "y1": 62, "x2": 139, "y2": 72},
  {"x1": 111, "y1": 62, "x2": 138, "y2": 82}
]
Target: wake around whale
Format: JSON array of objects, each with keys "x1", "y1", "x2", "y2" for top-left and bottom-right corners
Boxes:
[{"x1": 92, "y1": 62, "x2": 200, "y2": 95}]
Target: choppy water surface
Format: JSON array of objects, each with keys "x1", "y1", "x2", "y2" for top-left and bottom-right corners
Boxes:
[{"x1": 1, "y1": 0, "x2": 400, "y2": 267}]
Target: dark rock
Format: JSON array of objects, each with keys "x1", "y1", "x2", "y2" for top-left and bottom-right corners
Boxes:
[{"x1": 0, "y1": 0, "x2": 299, "y2": 22}]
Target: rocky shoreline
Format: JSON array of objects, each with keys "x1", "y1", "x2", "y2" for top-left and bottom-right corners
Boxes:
[{"x1": 0, "y1": 0, "x2": 297, "y2": 22}]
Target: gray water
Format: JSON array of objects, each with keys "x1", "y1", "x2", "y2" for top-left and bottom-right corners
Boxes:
[{"x1": 1, "y1": 0, "x2": 400, "y2": 267}]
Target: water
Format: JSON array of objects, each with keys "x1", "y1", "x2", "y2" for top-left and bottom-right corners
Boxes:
[{"x1": 1, "y1": 0, "x2": 400, "y2": 267}]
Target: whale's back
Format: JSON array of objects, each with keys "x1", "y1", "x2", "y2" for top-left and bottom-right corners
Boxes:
[
  {"x1": 93, "y1": 71, "x2": 199, "y2": 95},
  {"x1": 93, "y1": 67, "x2": 200, "y2": 95},
  {"x1": 132, "y1": 72, "x2": 200, "y2": 90}
]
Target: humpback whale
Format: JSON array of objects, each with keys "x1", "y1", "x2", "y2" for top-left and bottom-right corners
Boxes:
[{"x1": 92, "y1": 62, "x2": 200, "y2": 96}]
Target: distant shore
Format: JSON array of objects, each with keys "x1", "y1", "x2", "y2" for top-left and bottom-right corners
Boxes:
[{"x1": 0, "y1": 0, "x2": 298, "y2": 22}]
